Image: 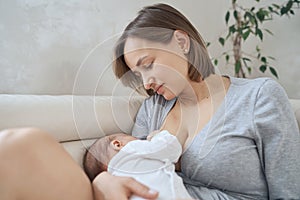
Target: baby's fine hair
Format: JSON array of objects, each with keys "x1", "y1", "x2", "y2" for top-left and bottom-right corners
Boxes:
[{"x1": 83, "y1": 135, "x2": 115, "y2": 182}]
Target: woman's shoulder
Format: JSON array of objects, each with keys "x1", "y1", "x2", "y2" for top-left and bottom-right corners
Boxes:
[
  {"x1": 228, "y1": 76, "x2": 289, "y2": 110},
  {"x1": 225, "y1": 76, "x2": 288, "y2": 108},
  {"x1": 229, "y1": 76, "x2": 274, "y2": 87},
  {"x1": 229, "y1": 76, "x2": 283, "y2": 94}
]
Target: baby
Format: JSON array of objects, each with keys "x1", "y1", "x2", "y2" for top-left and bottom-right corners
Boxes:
[{"x1": 83, "y1": 130, "x2": 192, "y2": 200}]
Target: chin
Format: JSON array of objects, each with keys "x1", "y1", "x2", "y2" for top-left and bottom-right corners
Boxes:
[{"x1": 162, "y1": 92, "x2": 176, "y2": 101}]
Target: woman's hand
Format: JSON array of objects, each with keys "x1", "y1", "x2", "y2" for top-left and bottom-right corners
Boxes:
[{"x1": 92, "y1": 172, "x2": 158, "y2": 200}]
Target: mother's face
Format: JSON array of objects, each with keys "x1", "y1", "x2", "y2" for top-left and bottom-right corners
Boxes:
[{"x1": 123, "y1": 33, "x2": 190, "y2": 100}]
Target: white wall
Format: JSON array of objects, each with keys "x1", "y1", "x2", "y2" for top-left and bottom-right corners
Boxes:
[{"x1": 0, "y1": 0, "x2": 299, "y2": 98}]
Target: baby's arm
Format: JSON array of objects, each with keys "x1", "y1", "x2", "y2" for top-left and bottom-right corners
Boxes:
[
  {"x1": 146, "y1": 130, "x2": 161, "y2": 141},
  {"x1": 148, "y1": 130, "x2": 184, "y2": 170},
  {"x1": 128, "y1": 130, "x2": 182, "y2": 163}
]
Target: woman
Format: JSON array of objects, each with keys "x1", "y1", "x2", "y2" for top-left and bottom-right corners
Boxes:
[
  {"x1": 0, "y1": 3, "x2": 299, "y2": 200},
  {"x1": 112, "y1": 3, "x2": 300, "y2": 199}
]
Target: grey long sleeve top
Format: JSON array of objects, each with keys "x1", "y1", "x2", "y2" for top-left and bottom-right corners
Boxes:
[{"x1": 132, "y1": 77, "x2": 300, "y2": 200}]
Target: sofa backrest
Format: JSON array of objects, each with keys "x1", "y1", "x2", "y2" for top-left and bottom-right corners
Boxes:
[
  {"x1": 0, "y1": 94, "x2": 299, "y2": 167},
  {"x1": 0, "y1": 94, "x2": 144, "y2": 166}
]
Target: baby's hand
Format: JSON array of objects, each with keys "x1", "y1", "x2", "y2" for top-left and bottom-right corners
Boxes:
[{"x1": 146, "y1": 130, "x2": 161, "y2": 141}]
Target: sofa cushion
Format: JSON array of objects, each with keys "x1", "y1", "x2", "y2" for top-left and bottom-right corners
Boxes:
[{"x1": 0, "y1": 94, "x2": 299, "y2": 167}]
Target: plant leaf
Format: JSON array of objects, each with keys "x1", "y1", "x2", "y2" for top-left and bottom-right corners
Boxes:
[
  {"x1": 256, "y1": 45, "x2": 261, "y2": 52},
  {"x1": 272, "y1": 4, "x2": 280, "y2": 9},
  {"x1": 225, "y1": 54, "x2": 230, "y2": 63},
  {"x1": 244, "y1": 11, "x2": 253, "y2": 21},
  {"x1": 269, "y1": 66, "x2": 278, "y2": 78},
  {"x1": 268, "y1": 56, "x2": 276, "y2": 60},
  {"x1": 247, "y1": 67, "x2": 252, "y2": 73},
  {"x1": 264, "y1": 28, "x2": 273, "y2": 35},
  {"x1": 286, "y1": 1, "x2": 293, "y2": 10},
  {"x1": 234, "y1": 10, "x2": 238, "y2": 20},
  {"x1": 242, "y1": 30, "x2": 251, "y2": 40},
  {"x1": 242, "y1": 57, "x2": 251, "y2": 62},
  {"x1": 229, "y1": 25, "x2": 236, "y2": 34},
  {"x1": 242, "y1": 58, "x2": 249, "y2": 69},
  {"x1": 259, "y1": 65, "x2": 267, "y2": 73},
  {"x1": 281, "y1": 7, "x2": 289, "y2": 15},
  {"x1": 256, "y1": 9, "x2": 265, "y2": 22},
  {"x1": 261, "y1": 56, "x2": 267, "y2": 63},
  {"x1": 225, "y1": 11, "x2": 230, "y2": 25},
  {"x1": 219, "y1": 37, "x2": 225, "y2": 46},
  {"x1": 256, "y1": 28, "x2": 263, "y2": 40},
  {"x1": 214, "y1": 59, "x2": 218, "y2": 66},
  {"x1": 268, "y1": 6, "x2": 273, "y2": 12},
  {"x1": 235, "y1": 60, "x2": 242, "y2": 74}
]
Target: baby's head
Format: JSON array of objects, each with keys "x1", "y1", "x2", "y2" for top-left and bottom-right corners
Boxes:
[{"x1": 83, "y1": 133, "x2": 137, "y2": 182}]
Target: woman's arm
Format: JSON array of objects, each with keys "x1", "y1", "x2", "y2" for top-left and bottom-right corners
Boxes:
[
  {"x1": 92, "y1": 172, "x2": 158, "y2": 200},
  {"x1": 253, "y1": 79, "x2": 300, "y2": 198}
]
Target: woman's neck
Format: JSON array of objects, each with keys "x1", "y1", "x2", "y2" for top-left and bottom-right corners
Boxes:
[{"x1": 177, "y1": 74, "x2": 229, "y2": 106}]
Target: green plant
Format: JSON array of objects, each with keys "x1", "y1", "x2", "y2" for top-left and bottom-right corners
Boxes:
[{"x1": 210, "y1": 0, "x2": 299, "y2": 78}]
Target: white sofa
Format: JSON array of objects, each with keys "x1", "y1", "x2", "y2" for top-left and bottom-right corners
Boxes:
[
  {"x1": 0, "y1": 94, "x2": 144, "y2": 167},
  {"x1": 0, "y1": 94, "x2": 299, "y2": 168}
]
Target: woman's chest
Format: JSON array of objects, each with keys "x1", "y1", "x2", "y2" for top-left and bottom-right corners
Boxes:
[
  {"x1": 160, "y1": 99, "x2": 214, "y2": 146},
  {"x1": 180, "y1": 126, "x2": 267, "y2": 194}
]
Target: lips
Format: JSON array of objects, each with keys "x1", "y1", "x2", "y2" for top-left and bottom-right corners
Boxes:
[{"x1": 154, "y1": 84, "x2": 164, "y2": 94}]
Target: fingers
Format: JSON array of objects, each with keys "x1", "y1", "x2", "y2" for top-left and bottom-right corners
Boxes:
[
  {"x1": 147, "y1": 130, "x2": 161, "y2": 141},
  {"x1": 93, "y1": 172, "x2": 159, "y2": 200},
  {"x1": 126, "y1": 178, "x2": 158, "y2": 199}
]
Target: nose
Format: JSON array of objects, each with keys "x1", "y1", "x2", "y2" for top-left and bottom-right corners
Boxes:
[{"x1": 142, "y1": 75, "x2": 155, "y2": 90}]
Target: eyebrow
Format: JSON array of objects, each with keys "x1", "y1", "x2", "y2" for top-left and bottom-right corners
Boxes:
[{"x1": 136, "y1": 55, "x2": 148, "y2": 67}]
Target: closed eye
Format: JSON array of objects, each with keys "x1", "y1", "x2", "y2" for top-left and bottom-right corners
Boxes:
[
  {"x1": 132, "y1": 71, "x2": 141, "y2": 77},
  {"x1": 132, "y1": 60, "x2": 154, "y2": 77},
  {"x1": 144, "y1": 61, "x2": 154, "y2": 70}
]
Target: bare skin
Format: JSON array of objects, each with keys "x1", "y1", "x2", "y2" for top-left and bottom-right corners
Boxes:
[
  {"x1": 0, "y1": 127, "x2": 93, "y2": 200},
  {"x1": 161, "y1": 75, "x2": 231, "y2": 150},
  {"x1": 93, "y1": 172, "x2": 158, "y2": 200},
  {"x1": 0, "y1": 128, "x2": 158, "y2": 200}
]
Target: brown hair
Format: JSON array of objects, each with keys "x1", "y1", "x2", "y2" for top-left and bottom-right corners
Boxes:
[
  {"x1": 113, "y1": 3, "x2": 215, "y2": 95},
  {"x1": 82, "y1": 136, "x2": 110, "y2": 182}
]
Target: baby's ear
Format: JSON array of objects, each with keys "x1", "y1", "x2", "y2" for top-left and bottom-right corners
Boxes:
[{"x1": 110, "y1": 140, "x2": 122, "y2": 151}]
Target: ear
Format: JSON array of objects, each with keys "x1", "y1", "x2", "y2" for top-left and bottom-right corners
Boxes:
[
  {"x1": 173, "y1": 30, "x2": 190, "y2": 54},
  {"x1": 110, "y1": 140, "x2": 123, "y2": 151}
]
